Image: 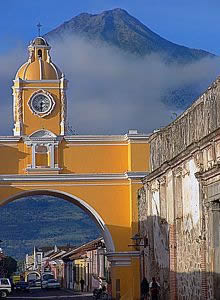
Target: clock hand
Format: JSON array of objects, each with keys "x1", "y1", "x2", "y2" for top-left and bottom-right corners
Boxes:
[{"x1": 40, "y1": 101, "x2": 44, "y2": 112}]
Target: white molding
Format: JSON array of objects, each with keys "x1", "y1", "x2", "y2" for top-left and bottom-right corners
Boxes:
[
  {"x1": 26, "y1": 167, "x2": 61, "y2": 173},
  {"x1": 126, "y1": 172, "x2": 149, "y2": 179},
  {"x1": 39, "y1": 59, "x2": 42, "y2": 80},
  {"x1": 0, "y1": 137, "x2": 21, "y2": 142},
  {"x1": 0, "y1": 134, "x2": 149, "y2": 143},
  {"x1": 65, "y1": 135, "x2": 126, "y2": 142},
  {"x1": 22, "y1": 86, "x2": 61, "y2": 89},
  {"x1": 0, "y1": 172, "x2": 148, "y2": 182},
  {"x1": 64, "y1": 134, "x2": 149, "y2": 143},
  {"x1": 0, "y1": 183, "x2": 130, "y2": 187},
  {"x1": 14, "y1": 80, "x2": 61, "y2": 83},
  {"x1": 28, "y1": 89, "x2": 56, "y2": 118},
  {"x1": 29, "y1": 129, "x2": 57, "y2": 139},
  {"x1": 66, "y1": 143, "x2": 128, "y2": 146},
  {"x1": 106, "y1": 251, "x2": 140, "y2": 266},
  {"x1": 107, "y1": 251, "x2": 140, "y2": 257}
]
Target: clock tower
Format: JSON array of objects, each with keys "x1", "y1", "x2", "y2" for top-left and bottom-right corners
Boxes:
[{"x1": 13, "y1": 37, "x2": 67, "y2": 137}]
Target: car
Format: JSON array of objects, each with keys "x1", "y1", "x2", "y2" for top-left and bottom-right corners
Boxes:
[
  {"x1": 45, "y1": 279, "x2": 60, "y2": 289},
  {"x1": 35, "y1": 279, "x2": 42, "y2": 287},
  {"x1": 28, "y1": 280, "x2": 35, "y2": 287},
  {"x1": 0, "y1": 278, "x2": 11, "y2": 298},
  {"x1": 15, "y1": 281, "x2": 29, "y2": 292}
]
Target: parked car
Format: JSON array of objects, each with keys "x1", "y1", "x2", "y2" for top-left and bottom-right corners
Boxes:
[
  {"x1": 0, "y1": 278, "x2": 12, "y2": 298},
  {"x1": 44, "y1": 279, "x2": 60, "y2": 289},
  {"x1": 28, "y1": 279, "x2": 35, "y2": 287},
  {"x1": 15, "y1": 281, "x2": 29, "y2": 292},
  {"x1": 35, "y1": 279, "x2": 42, "y2": 288}
]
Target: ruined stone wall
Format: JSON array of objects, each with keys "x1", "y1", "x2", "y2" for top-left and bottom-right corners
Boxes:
[
  {"x1": 139, "y1": 75, "x2": 220, "y2": 299},
  {"x1": 150, "y1": 77, "x2": 220, "y2": 171},
  {"x1": 139, "y1": 156, "x2": 208, "y2": 299},
  {"x1": 138, "y1": 187, "x2": 170, "y2": 300}
]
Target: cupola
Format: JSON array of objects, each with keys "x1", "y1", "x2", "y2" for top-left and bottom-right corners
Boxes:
[{"x1": 16, "y1": 37, "x2": 62, "y2": 80}]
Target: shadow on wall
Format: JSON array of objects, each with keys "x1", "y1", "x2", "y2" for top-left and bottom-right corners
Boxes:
[{"x1": 139, "y1": 216, "x2": 215, "y2": 300}]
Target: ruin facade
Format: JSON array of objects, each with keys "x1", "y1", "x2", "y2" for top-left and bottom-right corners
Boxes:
[{"x1": 139, "y1": 76, "x2": 220, "y2": 299}]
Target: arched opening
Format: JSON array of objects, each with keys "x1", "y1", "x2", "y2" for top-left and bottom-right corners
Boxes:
[
  {"x1": 0, "y1": 190, "x2": 115, "y2": 293},
  {"x1": 37, "y1": 49, "x2": 42, "y2": 58},
  {"x1": 0, "y1": 190, "x2": 115, "y2": 253}
]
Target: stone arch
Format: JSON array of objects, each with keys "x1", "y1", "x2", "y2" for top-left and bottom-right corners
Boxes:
[{"x1": 1, "y1": 189, "x2": 115, "y2": 253}]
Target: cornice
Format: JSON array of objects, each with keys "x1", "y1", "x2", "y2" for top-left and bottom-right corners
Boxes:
[
  {"x1": 0, "y1": 134, "x2": 149, "y2": 144},
  {"x1": 106, "y1": 251, "x2": 140, "y2": 258},
  {"x1": 145, "y1": 128, "x2": 220, "y2": 183},
  {"x1": 0, "y1": 172, "x2": 148, "y2": 182},
  {"x1": 13, "y1": 79, "x2": 61, "y2": 84},
  {"x1": 64, "y1": 134, "x2": 149, "y2": 143},
  {"x1": 0, "y1": 137, "x2": 21, "y2": 143}
]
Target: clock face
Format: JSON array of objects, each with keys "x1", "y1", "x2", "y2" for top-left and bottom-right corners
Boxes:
[{"x1": 31, "y1": 94, "x2": 52, "y2": 114}]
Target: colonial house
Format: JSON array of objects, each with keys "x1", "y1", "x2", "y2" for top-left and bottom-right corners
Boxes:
[
  {"x1": 138, "y1": 76, "x2": 220, "y2": 300},
  {"x1": 23, "y1": 238, "x2": 110, "y2": 293},
  {"x1": 62, "y1": 238, "x2": 110, "y2": 292}
]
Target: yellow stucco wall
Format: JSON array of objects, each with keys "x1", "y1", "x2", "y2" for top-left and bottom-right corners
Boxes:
[{"x1": 2, "y1": 36, "x2": 151, "y2": 299}]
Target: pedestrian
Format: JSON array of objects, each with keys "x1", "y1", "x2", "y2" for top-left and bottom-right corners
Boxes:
[
  {"x1": 80, "y1": 278, "x2": 85, "y2": 292},
  {"x1": 149, "y1": 277, "x2": 160, "y2": 300},
  {"x1": 141, "y1": 277, "x2": 149, "y2": 299}
]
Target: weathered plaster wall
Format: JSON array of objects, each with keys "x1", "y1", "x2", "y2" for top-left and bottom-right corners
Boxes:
[{"x1": 139, "y1": 77, "x2": 220, "y2": 299}]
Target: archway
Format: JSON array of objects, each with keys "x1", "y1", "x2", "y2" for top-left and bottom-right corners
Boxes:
[{"x1": 0, "y1": 189, "x2": 115, "y2": 253}]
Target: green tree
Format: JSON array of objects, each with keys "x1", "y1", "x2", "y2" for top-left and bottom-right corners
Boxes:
[{"x1": 3, "y1": 256, "x2": 17, "y2": 277}]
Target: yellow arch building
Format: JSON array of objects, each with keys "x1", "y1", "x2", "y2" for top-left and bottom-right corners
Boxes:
[{"x1": 0, "y1": 37, "x2": 150, "y2": 299}]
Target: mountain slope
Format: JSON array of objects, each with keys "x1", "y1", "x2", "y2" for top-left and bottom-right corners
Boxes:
[
  {"x1": 0, "y1": 196, "x2": 100, "y2": 260},
  {"x1": 44, "y1": 8, "x2": 214, "y2": 64}
]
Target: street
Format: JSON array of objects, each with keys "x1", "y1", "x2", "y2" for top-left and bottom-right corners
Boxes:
[{"x1": 7, "y1": 287, "x2": 93, "y2": 299}]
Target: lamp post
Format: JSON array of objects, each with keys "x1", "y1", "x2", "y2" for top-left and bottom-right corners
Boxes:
[{"x1": 129, "y1": 234, "x2": 149, "y2": 278}]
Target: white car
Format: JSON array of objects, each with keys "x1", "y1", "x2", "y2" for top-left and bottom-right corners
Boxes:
[
  {"x1": 45, "y1": 279, "x2": 60, "y2": 289},
  {"x1": 0, "y1": 278, "x2": 11, "y2": 298}
]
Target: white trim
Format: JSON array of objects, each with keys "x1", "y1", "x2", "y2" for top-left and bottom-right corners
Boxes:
[
  {"x1": 0, "y1": 137, "x2": 21, "y2": 142},
  {"x1": 65, "y1": 134, "x2": 149, "y2": 142},
  {"x1": 28, "y1": 89, "x2": 55, "y2": 118},
  {"x1": 39, "y1": 58, "x2": 42, "y2": 80},
  {"x1": 106, "y1": 251, "x2": 140, "y2": 266},
  {"x1": 107, "y1": 251, "x2": 140, "y2": 257},
  {"x1": 0, "y1": 183, "x2": 130, "y2": 187},
  {"x1": 49, "y1": 144, "x2": 55, "y2": 168},
  {"x1": 22, "y1": 86, "x2": 61, "y2": 89},
  {"x1": 0, "y1": 172, "x2": 148, "y2": 182},
  {"x1": 32, "y1": 144, "x2": 36, "y2": 168},
  {"x1": 29, "y1": 129, "x2": 57, "y2": 139},
  {"x1": 127, "y1": 171, "x2": 149, "y2": 179},
  {"x1": 14, "y1": 80, "x2": 61, "y2": 83},
  {"x1": 26, "y1": 167, "x2": 61, "y2": 173},
  {"x1": 0, "y1": 135, "x2": 149, "y2": 143},
  {"x1": 66, "y1": 143, "x2": 128, "y2": 146},
  {"x1": 50, "y1": 62, "x2": 59, "y2": 79},
  {"x1": 0, "y1": 189, "x2": 115, "y2": 253},
  {"x1": 23, "y1": 62, "x2": 30, "y2": 80}
]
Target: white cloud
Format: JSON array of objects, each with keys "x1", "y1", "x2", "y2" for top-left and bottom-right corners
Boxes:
[{"x1": 0, "y1": 37, "x2": 219, "y2": 135}]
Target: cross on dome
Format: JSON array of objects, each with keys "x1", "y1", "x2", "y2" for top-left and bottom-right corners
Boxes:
[{"x1": 37, "y1": 22, "x2": 42, "y2": 36}]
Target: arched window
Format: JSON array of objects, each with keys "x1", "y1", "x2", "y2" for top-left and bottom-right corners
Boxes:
[{"x1": 38, "y1": 49, "x2": 42, "y2": 58}]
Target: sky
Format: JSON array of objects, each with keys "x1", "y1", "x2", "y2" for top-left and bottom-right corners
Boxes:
[{"x1": 0, "y1": 1, "x2": 220, "y2": 135}]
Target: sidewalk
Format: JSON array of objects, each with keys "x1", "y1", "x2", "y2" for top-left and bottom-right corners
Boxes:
[{"x1": 61, "y1": 288, "x2": 93, "y2": 297}]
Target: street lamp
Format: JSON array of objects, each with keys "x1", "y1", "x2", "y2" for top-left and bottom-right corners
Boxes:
[
  {"x1": 129, "y1": 234, "x2": 149, "y2": 278},
  {"x1": 129, "y1": 233, "x2": 148, "y2": 250}
]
